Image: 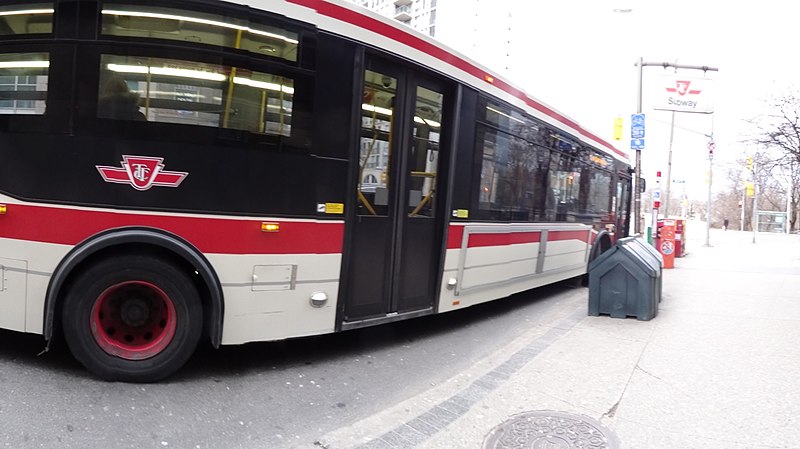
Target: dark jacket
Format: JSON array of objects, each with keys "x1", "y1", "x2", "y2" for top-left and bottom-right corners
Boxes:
[{"x1": 98, "y1": 92, "x2": 146, "y2": 121}]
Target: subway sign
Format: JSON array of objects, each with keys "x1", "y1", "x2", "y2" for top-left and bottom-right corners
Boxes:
[{"x1": 654, "y1": 76, "x2": 714, "y2": 114}]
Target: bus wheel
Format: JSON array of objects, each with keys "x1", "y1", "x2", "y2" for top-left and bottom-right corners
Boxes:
[{"x1": 62, "y1": 255, "x2": 202, "y2": 382}]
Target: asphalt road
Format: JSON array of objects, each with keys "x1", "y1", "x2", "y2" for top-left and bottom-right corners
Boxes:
[{"x1": 0, "y1": 281, "x2": 581, "y2": 449}]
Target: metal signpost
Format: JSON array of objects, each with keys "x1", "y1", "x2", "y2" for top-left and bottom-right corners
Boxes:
[
  {"x1": 706, "y1": 139, "x2": 715, "y2": 246},
  {"x1": 653, "y1": 170, "x2": 661, "y2": 243},
  {"x1": 752, "y1": 160, "x2": 758, "y2": 244}
]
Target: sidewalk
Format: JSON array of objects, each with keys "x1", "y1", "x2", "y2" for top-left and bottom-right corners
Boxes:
[{"x1": 315, "y1": 227, "x2": 800, "y2": 449}]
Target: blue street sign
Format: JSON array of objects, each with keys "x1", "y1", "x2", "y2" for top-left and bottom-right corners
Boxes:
[
  {"x1": 631, "y1": 138, "x2": 645, "y2": 150},
  {"x1": 631, "y1": 113, "x2": 645, "y2": 139}
]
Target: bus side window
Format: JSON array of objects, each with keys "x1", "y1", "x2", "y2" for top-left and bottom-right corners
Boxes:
[
  {"x1": 548, "y1": 153, "x2": 581, "y2": 222},
  {"x1": 101, "y1": 5, "x2": 299, "y2": 63},
  {"x1": 97, "y1": 54, "x2": 297, "y2": 138},
  {"x1": 0, "y1": 4, "x2": 54, "y2": 36},
  {"x1": 98, "y1": 75, "x2": 146, "y2": 121},
  {"x1": 0, "y1": 52, "x2": 50, "y2": 115}
]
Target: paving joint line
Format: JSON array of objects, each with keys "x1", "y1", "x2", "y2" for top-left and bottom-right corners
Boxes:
[{"x1": 347, "y1": 307, "x2": 587, "y2": 449}]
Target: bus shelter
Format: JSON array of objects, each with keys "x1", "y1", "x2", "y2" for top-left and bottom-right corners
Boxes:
[{"x1": 755, "y1": 211, "x2": 787, "y2": 233}]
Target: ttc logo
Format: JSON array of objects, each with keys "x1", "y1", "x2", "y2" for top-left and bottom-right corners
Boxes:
[
  {"x1": 666, "y1": 80, "x2": 701, "y2": 96},
  {"x1": 96, "y1": 155, "x2": 188, "y2": 191}
]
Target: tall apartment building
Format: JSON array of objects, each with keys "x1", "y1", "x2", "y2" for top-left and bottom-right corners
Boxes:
[
  {"x1": 353, "y1": 0, "x2": 439, "y2": 36},
  {"x1": 350, "y1": 0, "x2": 516, "y2": 77}
]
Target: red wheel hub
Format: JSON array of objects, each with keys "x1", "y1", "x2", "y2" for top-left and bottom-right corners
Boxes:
[{"x1": 90, "y1": 281, "x2": 177, "y2": 360}]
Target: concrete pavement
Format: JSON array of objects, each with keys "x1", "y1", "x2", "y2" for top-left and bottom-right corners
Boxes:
[{"x1": 315, "y1": 226, "x2": 800, "y2": 449}]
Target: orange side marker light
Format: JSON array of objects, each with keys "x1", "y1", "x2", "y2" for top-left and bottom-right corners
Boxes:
[{"x1": 261, "y1": 222, "x2": 280, "y2": 233}]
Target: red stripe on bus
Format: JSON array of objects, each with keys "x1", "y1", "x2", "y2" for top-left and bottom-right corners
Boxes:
[
  {"x1": 468, "y1": 232, "x2": 541, "y2": 248},
  {"x1": 0, "y1": 204, "x2": 344, "y2": 255},
  {"x1": 446, "y1": 226, "x2": 589, "y2": 249},
  {"x1": 446, "y1": 225, "x2": 464, "y2": 249},
  {"x1": 548, "y1": 230, "x2": 590, "y2": 243},
  {"x1": 286, "y1": 0, "x2": 627, "y2": 160}
]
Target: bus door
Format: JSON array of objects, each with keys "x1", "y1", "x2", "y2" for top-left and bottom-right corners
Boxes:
[
  {"x1": 616, "y1": 173, "x2": 631, "y2": 238},
  {"x1": 342, "y1": 56, "x2": 451, "y2": 324}
]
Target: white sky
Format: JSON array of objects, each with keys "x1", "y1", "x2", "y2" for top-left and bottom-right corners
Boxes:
[{"x1": 435, "y1": 0, "x2": 800, "y2": 200}]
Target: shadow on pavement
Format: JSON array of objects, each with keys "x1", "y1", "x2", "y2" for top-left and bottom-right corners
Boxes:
[{"x1": 0, "y1": 279, "x2": 578, "y2": 382}]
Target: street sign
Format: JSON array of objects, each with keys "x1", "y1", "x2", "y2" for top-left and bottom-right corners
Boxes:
[
  {"x1": 631, "y1": 113, "x2": 645, "y2": 139},
  {"x1": 631, "y1": 138, "x2": 645, "y2": 150},
  {"x1": 653, "y1": 170, "x2": 661, "y2": 208}
]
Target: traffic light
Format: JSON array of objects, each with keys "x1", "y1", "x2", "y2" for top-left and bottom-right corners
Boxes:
[
  {"x1": 746, "y1": 157, "x2": 753, "y2": 171},
  {"x1": 613, "y1": 116, "x2": 623, "y2": 141},
  {"x1": 746, "y1": 182, "x2": 755, "y2": 198}
]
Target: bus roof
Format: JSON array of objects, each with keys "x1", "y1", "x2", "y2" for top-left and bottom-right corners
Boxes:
[{"x1": 247, "y1": 0, "x2": 630, "y2": 163}]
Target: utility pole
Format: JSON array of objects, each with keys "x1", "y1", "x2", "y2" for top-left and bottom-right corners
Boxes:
[
  {"x1": 740, "y1": 187, "x2": 746, "y2": 231},
  {"x1": 743, "y1": 156, "x2": 753, "y2": 232},
  {"x1": 634, "y1": 57, "x2": 644, "y2": 235},
  {"x1": 705, "y1": 139, "x2": 713, "y2": 247},
  {"x1": 752, "y1": 160, "x2": 758, "y2": 244},
  {"x1": 664, "y1": 111, "x2": 676, "y2": 217}
]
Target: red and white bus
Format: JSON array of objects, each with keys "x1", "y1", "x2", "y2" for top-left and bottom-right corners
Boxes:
[{"x1": 0, "y1": 0, "x2": 630, "y2": 381}]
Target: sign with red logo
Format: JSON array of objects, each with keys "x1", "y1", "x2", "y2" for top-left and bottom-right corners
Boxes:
[
  {"x1": 655, "y1": 76, "x2": 714, "y2": 114},
  {"x1": 96, "y1": 156, "x2": 188, "y2": 191},
  {"x1": 667, "y1": 80, "x2": 702, "y2": 96}
]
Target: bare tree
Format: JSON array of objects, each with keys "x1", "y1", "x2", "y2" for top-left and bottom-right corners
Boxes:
[
  {"x1": 746, "y1": 92, "x2": 800, "y2": 231},
  {"x1": 751, "y1": 93, "x2": 800, "y2": 163}
]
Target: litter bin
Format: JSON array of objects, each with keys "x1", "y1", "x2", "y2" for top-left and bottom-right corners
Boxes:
[
  {"x1": 624, "y1": 236, "x2": 663, "y2": 302},
  {"x1": 588, "y1": 236, "x2": 662, "y2": 320}
]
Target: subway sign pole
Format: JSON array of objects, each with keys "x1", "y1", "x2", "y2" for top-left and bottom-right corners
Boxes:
[{"x1": 634, "y1": 59, "x2": 719, "y2": 236}]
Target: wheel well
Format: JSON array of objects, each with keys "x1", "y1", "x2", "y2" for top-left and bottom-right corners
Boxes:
[
  {"x1": 590, "y1": 231, "x2": 614, "y2": 262},
  {"x1": 49, "y1": 237, "x2": 222, "y2": 349}
]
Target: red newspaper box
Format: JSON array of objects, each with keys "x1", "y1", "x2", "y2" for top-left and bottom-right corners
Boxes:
[
  {"x1": 674, "y1": 219, "x2": 686, "y2": 257},
  {"x1": 657, "y1": 219, "x2": 676, "y2": 269}
]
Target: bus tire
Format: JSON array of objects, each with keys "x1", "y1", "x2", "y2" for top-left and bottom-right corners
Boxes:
[
  {"x1": 578, "y1": 232, "x2": 614, "y2": 287},
  {"x1": 574, "y1": 232, "x2": 613, "y2": 287},
  {"x1": 62, "y1": 255, "x2": 202, "y2": 382}
]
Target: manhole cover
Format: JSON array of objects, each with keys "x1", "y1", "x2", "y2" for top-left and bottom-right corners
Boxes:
[{"x1": 482, "y1": 410, "x2": 619, "y2": 449}]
